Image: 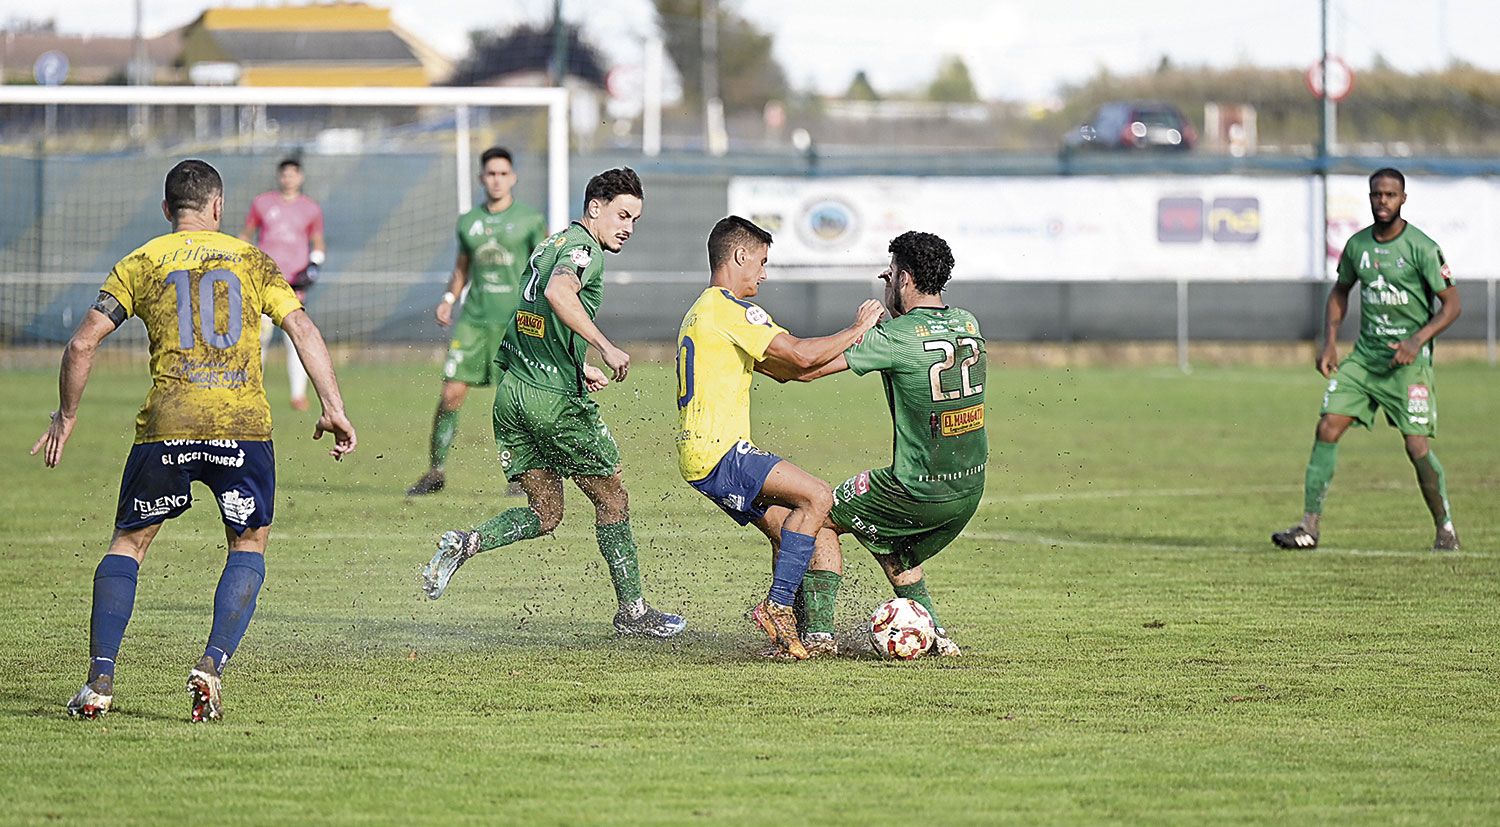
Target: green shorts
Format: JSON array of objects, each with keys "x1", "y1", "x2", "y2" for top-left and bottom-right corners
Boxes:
[
  {"x1": 443, "y1": 314, "x2": 507, "y2": 386},
  {"x1": 829, "y1": 468, "x2": 983, "y2": 574},
  {"x1": 492, "y1": 375, "x2": 620, "y2": 481},
  {"x1": 1321, "y1": 357, "x2": 1437, "y2": 437}
]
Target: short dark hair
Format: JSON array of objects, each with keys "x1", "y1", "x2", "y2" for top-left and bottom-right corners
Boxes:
[
  {"x1": 480, "y1": 146, "x2": 513, "y2": 167},
  {"x1": 164, "y1": 159, "x2": 223, "y2": 218},
  {"x1": 889, "y1": 231, "x2": 955, "y2": 295},
  {"x1": 1370, "y1": 167, "x2": 1405, "y2": 190},
  {"x1": 583, "y1": 167, "x2": 643, "y2": 212},
  {"x1": 708, "y1": 215, "x2": 773, "y2": 270},
  {"x1": 277, "y1": 157, "x2": 301, "y2": 171}
]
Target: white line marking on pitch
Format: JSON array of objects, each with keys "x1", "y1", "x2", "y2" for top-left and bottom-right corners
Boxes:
[{"x1": 965, "y1": 530, "x2": 1483, "y2": 558}]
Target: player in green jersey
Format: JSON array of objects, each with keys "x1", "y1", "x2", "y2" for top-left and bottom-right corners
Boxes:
[
  {"x1": 759, "y1": 231, "x2": 985, "y2": 657},
  {"x1": 1272, "y1": 168, "x2": 1462, "y2": 552},
  {"x1": 421, "y1": 168, "x2": 686, "y2": 638},
  {"x1": 408, "y1": 147, "x2": 547, "y2": 497}
]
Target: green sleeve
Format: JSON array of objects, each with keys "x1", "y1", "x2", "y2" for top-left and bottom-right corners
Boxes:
[
  {"x1": 1335, "y1": 243, "x2": 1357, "y2": 287},
  {"x1": 843, "y1": 323, "x2": 895, "y2": 376},
  {"x1": 1423, "y1": 242, "x2": 1454, "y2": 295}
]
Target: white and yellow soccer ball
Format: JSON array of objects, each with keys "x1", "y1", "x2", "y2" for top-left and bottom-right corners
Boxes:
[{"x1": 868, "y1": 598, "x2": 935, "y2": 660}]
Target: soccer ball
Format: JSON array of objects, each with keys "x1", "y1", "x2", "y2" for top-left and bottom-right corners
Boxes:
[{"x1": 868, "y1": 598, "x2": 935, "y2": 660}]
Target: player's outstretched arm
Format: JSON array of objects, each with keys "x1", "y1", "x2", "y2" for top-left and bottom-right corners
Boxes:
[
  {"x1": 31, "y1": 304, "x2": 119, "y2": 467},
  {"x1": 543, "y1": 265, "x2": 630, "y2": 382},
  {"x1": 761, "y1": 299, "x2": 884, "y2": 372},
  {"x1": 756, "y1": 354, "x2": 851, "y2": 384},
  {"x1": 281, "y1": 310, "x2": 357, "y2": 459},
  {"x1": 1317, "y1": 281, "x2": 1353, "y2": 378}
]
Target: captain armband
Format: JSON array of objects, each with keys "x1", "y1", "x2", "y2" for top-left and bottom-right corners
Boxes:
[{"x1": 91, "y1": 292, "x2": 127, "y2": 328}]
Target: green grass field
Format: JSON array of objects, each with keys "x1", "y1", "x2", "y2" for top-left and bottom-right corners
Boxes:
[{"x1": 2, "y1": 358, "x2": 1497, "y2": 824}]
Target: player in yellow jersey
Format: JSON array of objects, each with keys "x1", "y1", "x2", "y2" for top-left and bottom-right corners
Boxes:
[
  {"x1": 32, "y1": 160, "x2": 357, "y2": 723},
  {"x1": 675, "y1": 215, "x2": 883, "y2": 659}
]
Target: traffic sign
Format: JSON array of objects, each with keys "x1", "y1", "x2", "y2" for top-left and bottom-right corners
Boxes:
[
  {"x1": 33, "y1": 51, "x2": 69, "y2": 86},
  {"x1": 1305, "y1": 56, "x2": 1353, "y2": 102}
]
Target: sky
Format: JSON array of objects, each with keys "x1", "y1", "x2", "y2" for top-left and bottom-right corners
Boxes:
[{"x1": 3, "y1": 0, "x2": 1497, "y2": 101}]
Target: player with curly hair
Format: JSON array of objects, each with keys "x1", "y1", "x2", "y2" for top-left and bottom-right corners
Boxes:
[{"x1": 759, "y1": 231, "x2": 986, "y2": 657}]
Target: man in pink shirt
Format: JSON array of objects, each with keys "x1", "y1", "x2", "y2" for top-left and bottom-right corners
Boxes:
[{"x1": 241, "y1": 158, "x2": 327, "y2": 410}]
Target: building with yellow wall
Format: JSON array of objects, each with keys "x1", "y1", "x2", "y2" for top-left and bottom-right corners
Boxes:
[{"x1": 180, "y1": 2, "x2": 449, "y2": 87}]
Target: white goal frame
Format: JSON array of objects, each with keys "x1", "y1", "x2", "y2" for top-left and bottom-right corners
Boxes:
[{"x1": 0, "y1": 85, "x2": 572, "y2": 230}]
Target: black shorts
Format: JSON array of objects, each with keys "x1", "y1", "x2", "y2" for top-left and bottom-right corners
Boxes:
[{"x1": 114, "y1": 440, "x2": 275, "y2": 532}]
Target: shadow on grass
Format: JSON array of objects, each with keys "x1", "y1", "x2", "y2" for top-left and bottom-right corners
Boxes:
[{"x1": 0, "y1": 687, "x2": 185, "y2": 725}]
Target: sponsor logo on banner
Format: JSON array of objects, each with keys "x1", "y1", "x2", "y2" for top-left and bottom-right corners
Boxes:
[
  {"x1": 1159, "y1": 197, "x2": 1259, "y2": 243},
  {"x1": 939, "y1": 403, "x2": 986, "y2": 436},
  {"x1": 516, "y1": 310, "x2": 546, "y2": 338},
  {"x1": 1157, "y1": 197, "x2": 1204, "y2": 243},
  {"x1": 1208, "y1": 197, "x2": 1260, "y2": 242},
  {"x1": 796, "y1": 198, "x2": 859, "y2": 248}
]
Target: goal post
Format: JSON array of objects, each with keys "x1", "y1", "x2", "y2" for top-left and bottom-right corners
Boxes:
[
  {"x1": 0, "y1": 84, "x2": 571, "y2": 231},
  {"x1": 0, "y1": 84, "x2": 570, "y2": 355}
]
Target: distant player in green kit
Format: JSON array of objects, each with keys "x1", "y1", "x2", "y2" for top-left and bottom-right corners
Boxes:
[
  {"x1": 1272, "y1": 168, "x2": 1463, "y2": 551},
  {"x1": 760, "y1": 231, "x2": 985, "y2": 657},
  {"x1": 407, "y1": 147, "x2": 546, "y2": 497},
  {"x1": 422, "y1": 168, "x2": 686, "y2": 638}
]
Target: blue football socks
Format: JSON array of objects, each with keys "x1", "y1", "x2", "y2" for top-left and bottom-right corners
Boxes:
[
  {"x1": 88, "y1": 554, "x2": 140, "y2": 682},
  {"x1": 203, "y1": 551, "x2": 266, "y2": 673},
  {"x1": 769, "y1": 529, "x2": 816, "y2": 607}
]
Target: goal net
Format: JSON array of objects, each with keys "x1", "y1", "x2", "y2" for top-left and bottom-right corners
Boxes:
[{"x1": 0, "y1": 85, "x2": 569, "y2": 359}]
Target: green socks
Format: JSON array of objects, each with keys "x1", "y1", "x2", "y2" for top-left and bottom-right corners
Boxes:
[
  {"x1": 797, "y1": 570, "x2": 842, "y2": 635},
  {"x1": 1411, "y1": 450, "x2": 1452, "y2": 527},
  {"x1": 474, "y1": 508, "x2": 543, "y2": 552},
  {"x1": 595, "y1": 520, "x2": 644, "y2": 608},
  {"x1": 893, "y1": 579, "x2": 941, "y2": 630},
  {"x1": 429, "y1": 408, "x2": 460, "y2": 469},
  {"x1": 1303, "y1": 440, "x2": 1339, "y2": 515}
]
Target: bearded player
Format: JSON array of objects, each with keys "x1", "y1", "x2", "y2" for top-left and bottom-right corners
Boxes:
[
  {"x1": 759, "y1": 231, "x2": 983, "y2": 658},
  {"x1": 1272, "y1": 168, "x2": 1462, "y2": 551}
]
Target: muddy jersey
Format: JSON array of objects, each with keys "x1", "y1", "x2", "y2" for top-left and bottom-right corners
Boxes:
[{"x1": 99, "y1": 231, "x2": 301, "y2": 442}]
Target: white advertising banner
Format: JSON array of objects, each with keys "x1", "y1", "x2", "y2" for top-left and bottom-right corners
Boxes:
[{"x1": 729, "y1": 175, "x2": 1500, "y2": 281}]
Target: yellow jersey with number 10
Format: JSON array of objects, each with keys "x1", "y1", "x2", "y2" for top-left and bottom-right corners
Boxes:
[
  {"x1": 99, "y1": 231, "x2": 302, "y2": 443},
  {"x1": 674, "y1": 286, "x2": 788, "y2": 481}
]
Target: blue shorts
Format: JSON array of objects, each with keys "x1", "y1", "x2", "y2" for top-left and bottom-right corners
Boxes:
[
  {"x1": 114, "y1": 440, "x2": 275, "y2": 532},
  {"x1": 687, "y1": 441, "x2": 783, "y2": 526}
]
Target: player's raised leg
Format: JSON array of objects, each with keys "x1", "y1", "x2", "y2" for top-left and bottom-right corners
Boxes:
[
  {"x1": 1273, "y1": 413, "x2": 1354, "y2": 550},
  {"x1": 423, "y1": 468, "x2": 558, "y2": 600},
  {"x1": 575, "y1": 473, "x2": 686, "y2": 638},
  {"x1": 1405, "y1": 435, "x2": 1459, "y2": 550}
]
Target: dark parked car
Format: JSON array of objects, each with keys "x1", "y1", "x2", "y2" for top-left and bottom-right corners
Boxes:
[{"x1": 1063, "y1": 101, "x2": 1197, "y2": 151}]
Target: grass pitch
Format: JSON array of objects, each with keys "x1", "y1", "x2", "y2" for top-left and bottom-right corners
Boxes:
[{"x1": 2, "y1": 358, "x2": 1497, "y2": 824}]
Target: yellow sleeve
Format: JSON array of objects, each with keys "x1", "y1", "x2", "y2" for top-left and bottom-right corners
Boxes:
[
  {"x1": 99, "y1": 253, "x2": 143, "y2": 318},
  {"x1": 250, "y1": 249, "x2": 303, "y2": 325},
  {"x1": 715, "y1": 294, "x2": 787, "y2": 362}
]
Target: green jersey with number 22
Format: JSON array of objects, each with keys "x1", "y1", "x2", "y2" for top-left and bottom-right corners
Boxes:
[{"x1": 843, "y1": 306, "x2": 988, "y2": 502}]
